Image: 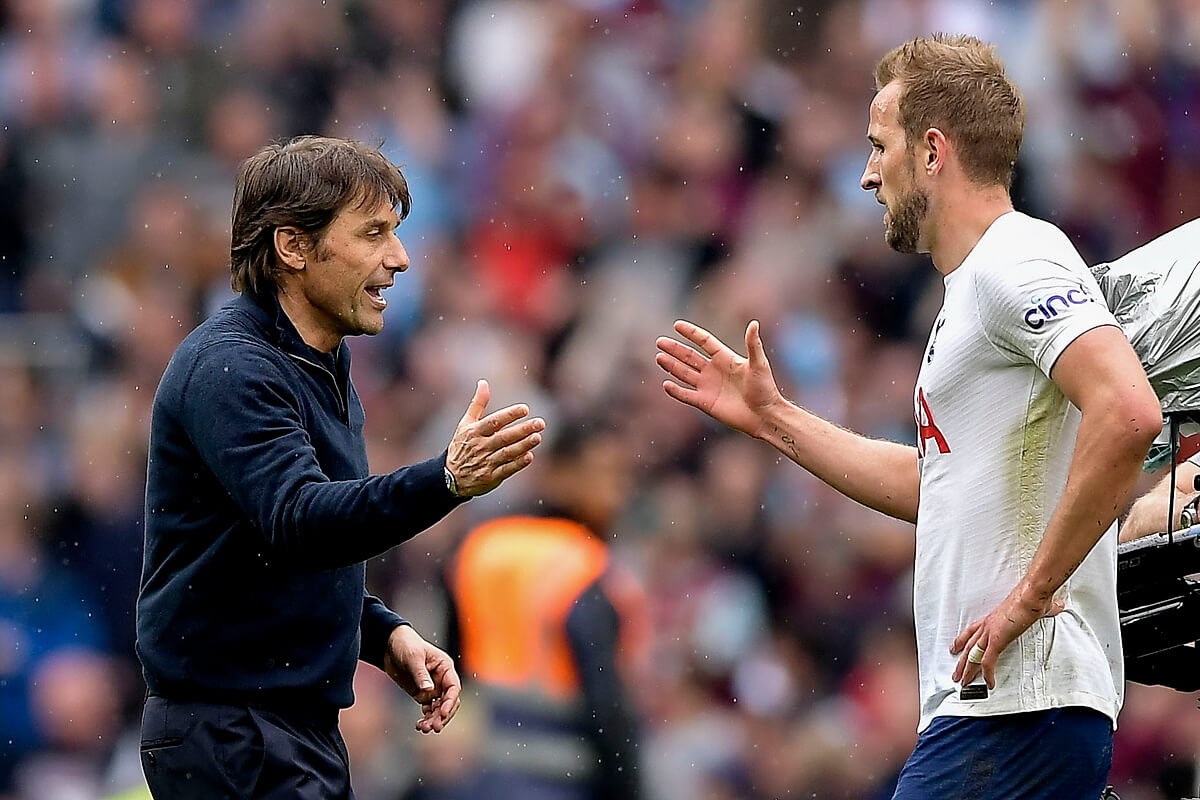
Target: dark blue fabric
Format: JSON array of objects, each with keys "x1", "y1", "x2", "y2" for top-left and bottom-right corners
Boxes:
[
  {"x1": 137, "y1": 290, "x2": 465, "y2": 712},
  {"x1": 892, "y1": 707, "x2": 1113, "y2": 800},
  {"x1": 140, "y1": 695, "x2": 353, "y2": 800},
  {"x1": 0, "y1": 566, "x2": 108, "y2": 791},
  {"x1": 564, "y1": 583, "x2": 641, "y2": 800}
]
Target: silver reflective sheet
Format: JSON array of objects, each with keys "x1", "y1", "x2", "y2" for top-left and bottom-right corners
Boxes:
[{"x1": 1090, "y1": 219, "x2": 1200, "y2": 415}]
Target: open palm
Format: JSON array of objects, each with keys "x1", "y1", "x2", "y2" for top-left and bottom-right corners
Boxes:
[{"x1": 655, "y1": 319, "x2": 783, "y2": 438}]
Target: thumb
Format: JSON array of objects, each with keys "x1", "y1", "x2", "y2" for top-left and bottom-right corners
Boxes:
[
  {"x1": 746, "y1": 320, "x2": 766, "y2": 364},
  {"x1": 462, "y1": 379, "x2": 490, "y2": 423},
  {"x1": 410, "y1": 659, "x2": 435, "y2": 694}
]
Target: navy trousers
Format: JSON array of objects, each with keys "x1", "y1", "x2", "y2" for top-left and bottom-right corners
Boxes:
[
  {"x1": 140, "y1": 695, "x2": 353, "y2": 800},
  {"x1": 892, "y1": 706, "x2": 1113, "y2": 800}
]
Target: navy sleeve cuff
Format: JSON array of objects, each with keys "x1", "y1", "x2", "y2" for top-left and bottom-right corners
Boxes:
[{"x1": 360, "y1": 593, "x2": 408, "y2": 670}]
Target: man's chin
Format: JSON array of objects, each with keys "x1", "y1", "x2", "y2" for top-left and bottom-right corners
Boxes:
[
  {"x1": 350, "y1": 314, "x2": 385, "y2": 338},
  {"x1": 885, "y1": 229, "x2": 917, "y2": 254}
]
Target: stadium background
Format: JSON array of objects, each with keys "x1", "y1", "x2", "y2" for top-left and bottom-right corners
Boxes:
[{"x1": 1, "y1": 0, "x2": 1199, "y2": 797}]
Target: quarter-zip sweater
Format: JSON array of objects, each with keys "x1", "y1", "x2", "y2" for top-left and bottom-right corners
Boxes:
[{"x1": 137, "y1": 290, "x2": 464, "y2": 712}]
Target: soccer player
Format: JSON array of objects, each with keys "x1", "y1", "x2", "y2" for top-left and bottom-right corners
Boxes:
[
  {"x1": 136, "y1": 136, "x2": 544, "y2": 799},
  {"x1": 656, "y1": 35, "x2": 1160, "y2": 798}
]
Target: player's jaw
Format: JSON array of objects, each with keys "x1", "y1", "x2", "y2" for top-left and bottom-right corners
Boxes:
[
  {"x1": 882, "y1": 184, "x2": 929, "y2": 255},
  {"x1": 354, "y1": 272, "x2": 393, "y2": 334}
]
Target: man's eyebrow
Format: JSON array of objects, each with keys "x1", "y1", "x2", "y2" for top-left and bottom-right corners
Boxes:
[{"x1": 358, "y1": 216, "x2": 398, "y2": 231}]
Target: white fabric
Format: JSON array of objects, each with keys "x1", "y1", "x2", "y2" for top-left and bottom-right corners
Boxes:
[{"x1": 912, "y1": 211, "x2": 1123, "y2": 733}]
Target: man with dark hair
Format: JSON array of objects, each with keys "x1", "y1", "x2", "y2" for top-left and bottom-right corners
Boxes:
[
  {"x1": 656, "y1": 35, "x2": 1160, "y2": 798},
  {"x1": 136, "y1": 136, "x2": 545, "y2": 799}
]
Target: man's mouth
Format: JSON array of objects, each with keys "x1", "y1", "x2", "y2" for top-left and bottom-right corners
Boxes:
[{"x1": 365, "y1": 285, "x2": 389, "y2": 309}]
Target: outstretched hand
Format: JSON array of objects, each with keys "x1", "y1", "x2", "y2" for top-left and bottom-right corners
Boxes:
[
  {"x1": 655, "y1": 319, "x2": 784, "y2": 438},
  {"x1": 383, "y1": 625, "x2": 462, "y2": 734},
  {"x1": 446, "y1": 380, "x2": 544, "y2": 497}
]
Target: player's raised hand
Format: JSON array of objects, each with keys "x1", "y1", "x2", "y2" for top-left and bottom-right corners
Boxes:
[
  {"x1": 655, "y1": 319, "x2": 784, "y2": 438},
  {"x1": 446, "y1": 380, "x2": 544, "y2": 496}
]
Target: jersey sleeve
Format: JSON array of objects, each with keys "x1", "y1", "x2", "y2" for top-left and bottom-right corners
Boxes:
[{"x1": 973, "y1": 258, "x2": 1119, "y2": 376}]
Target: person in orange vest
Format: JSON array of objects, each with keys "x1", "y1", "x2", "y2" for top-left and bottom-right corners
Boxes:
[{"x1": 446, "y1": 424, "x2": 647, "y2": 800}]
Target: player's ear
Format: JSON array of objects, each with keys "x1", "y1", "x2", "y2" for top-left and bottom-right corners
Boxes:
[
  {"x1": 274, "y1": 227, "x2": 308, "y2": 273},
  {"x1": 923, "y1": 128, "x2": 947, "y2": 176}
]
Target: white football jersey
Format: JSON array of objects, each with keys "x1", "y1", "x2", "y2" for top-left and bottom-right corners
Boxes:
[{"x1": 913, "y1": 211, "x2": 1123, "y2": 732}]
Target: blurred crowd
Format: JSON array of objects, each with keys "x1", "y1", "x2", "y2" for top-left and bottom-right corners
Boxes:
[{"x1": 2, "y1": 0, "x2": 1200, "y2": 798}]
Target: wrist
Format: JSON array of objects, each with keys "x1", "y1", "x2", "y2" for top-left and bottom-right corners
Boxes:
[
  {"x1": 754, "y1": 396, "x2": 791, "y2": 439},
  {"x1": 443, "y1": 464, "x2": 461, "y2": 497},
  {"x1": 1013, "y1": 578, "x2": 1055, "y2": 617}
]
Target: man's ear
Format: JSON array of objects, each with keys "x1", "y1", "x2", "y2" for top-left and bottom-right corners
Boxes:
[
  {"x1": 923, "y1": 128, "x2": 948, "y2": 176},
  {"x1": 274, "y1": 227, "x2": 309, "y2": 273}
]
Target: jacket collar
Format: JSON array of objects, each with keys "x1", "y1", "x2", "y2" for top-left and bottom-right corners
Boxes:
[{"x1": 234, "y1": 290, "x2": 352, "y2": 379}]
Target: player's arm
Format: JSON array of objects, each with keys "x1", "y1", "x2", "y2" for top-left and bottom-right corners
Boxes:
[
  {"x1": 1121, "y1": 461, "x2": 1200, "y2": 542},
  {"x1": 181, "y1": 345, "x2": 536, "y2": 568},
  {"x1": 656, "y1": 319, "x2": 920, "y2": 523},
  {"x1": 1024, "y1": 325, "x2": 1161, "y2": 597},
  {"x1": 954, "y1": 325, "x2": 1161, "y2": 686}
]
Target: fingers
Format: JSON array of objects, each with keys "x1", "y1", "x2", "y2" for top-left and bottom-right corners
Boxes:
[
  {"x1": 673, "y1": 319, "x2": 728, "y2": 357},
  {"x1": 950, "y1": 621, "x2": 983, "y2": 684},
  {"x1": 662, "y1": 380, "x2": 701, "y2": 408},
  {"x1": 953, "y1": 631, "x2": 986, "y2": 687},
  {"x1": 488, "y1": 452, "x2": 536, "y2": 484},
  {"x1": 415, "y1": 656, "x2": 462, "y2": 734},
  {"x1": 950, "y1": 622, "x2": 976, "y2": 656},
  {"x1": 491, "y1": 433, "x2": 543, "y2": 465},
  {"x1": 982, "y1": 648, "x2": 997, "y2": 690},
  {"x1": 432, "y1": 680, "x2": 462, "y2": 732},
  {"x1": 488, "y1": 416, "x2": 545, "y2": 449},
  {"x1": 655, "y1": 352, "x2": 701, "y2": 388},
  {"x1": 461, "y1": 379, "x2": 490, "y2": 424},
  {"x1": 656, "y1": 336, "x2": 709, "y2": 372},
  {"x1": 476, "y1": 403, "x2": 531, "y2": 436}
]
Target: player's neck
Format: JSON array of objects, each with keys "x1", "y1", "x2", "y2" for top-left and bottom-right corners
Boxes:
[
  {"x1": 275, "y1": 283, "x2": 342, "y2": 353},
  {"x1": 925, "y1": 184, "x2": 1014, "y2": 276}
]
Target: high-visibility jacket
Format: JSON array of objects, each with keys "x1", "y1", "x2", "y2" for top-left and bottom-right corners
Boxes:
[{"x1": 450, "y1": 516, "x2": 646, "y2": 782}]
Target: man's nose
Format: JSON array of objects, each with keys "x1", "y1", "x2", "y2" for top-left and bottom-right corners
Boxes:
[
  {"x1": 861, "y1": 161, "x2": 880, "y2": 192},
  {"x1": 385, "y1": 238, "x2": 410, "y2": 273}
]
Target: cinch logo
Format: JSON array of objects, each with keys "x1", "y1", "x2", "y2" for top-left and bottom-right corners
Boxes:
[{"x1": 1023, "y1": 288, "x2": 1094, "y2": 329}]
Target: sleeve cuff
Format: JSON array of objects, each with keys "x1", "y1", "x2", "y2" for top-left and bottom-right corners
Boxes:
[{"x1": 360, "y1": 595, "x2": 409, "y2": 669}]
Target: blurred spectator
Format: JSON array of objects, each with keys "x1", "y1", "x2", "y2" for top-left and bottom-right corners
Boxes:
[
  {"x1": 444, "y1": 424, "x2": 648, "y2": 800},
  {"x1": 0, "y1": 445, "x2": 120, "y2": 798}
]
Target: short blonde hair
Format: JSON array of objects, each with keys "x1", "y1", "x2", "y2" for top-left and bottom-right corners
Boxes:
[{"x1": 875, "y1": 34, "x2": 1025, "y2": 189}]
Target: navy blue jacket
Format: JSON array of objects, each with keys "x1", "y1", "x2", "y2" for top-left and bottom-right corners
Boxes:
[{"x1": 137, "y1": 290, "x2": 464, "y2": 712}]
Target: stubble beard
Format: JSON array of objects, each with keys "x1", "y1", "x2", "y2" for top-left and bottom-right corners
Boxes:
[{"x1": 884, "y1": 184, "x2": 929, "y2": 254}]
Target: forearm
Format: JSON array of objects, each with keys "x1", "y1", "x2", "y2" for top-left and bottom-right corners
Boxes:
[
  {"x1": 274, "y1": 453, "x2": 465, "y2": 568},
  {"x1": 758, "y1": 399, "x2": 920, "y2": 523},
  {"x1": 1121, "y1": 463, "x2": 1200, "y2": 543},
  {"x1": 1121, "y1": 480, "x2": 1182, "y2": 542},
  {"x1": 1023, "y1": 413, "x2": 1155, "y2": 602}
]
